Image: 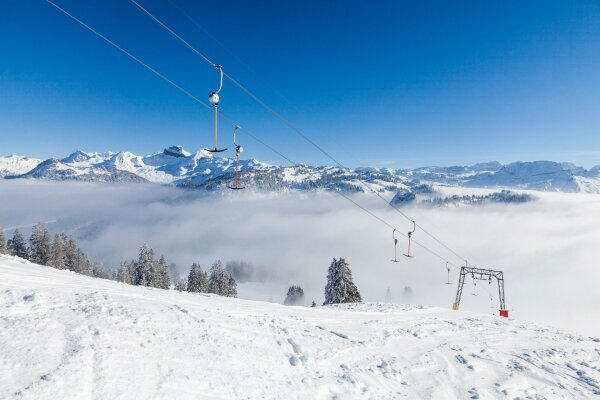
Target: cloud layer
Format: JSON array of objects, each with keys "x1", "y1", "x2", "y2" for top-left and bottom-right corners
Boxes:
[{"x1": 1, "y1": 180, "x2": 599, "y2": 336}]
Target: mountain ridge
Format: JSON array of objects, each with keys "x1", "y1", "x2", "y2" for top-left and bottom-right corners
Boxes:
[{"x1": 2, "y1": 146, "x2": 599, "y2": 194}]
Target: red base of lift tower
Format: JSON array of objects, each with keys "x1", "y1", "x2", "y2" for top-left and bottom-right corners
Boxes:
[{"x1": 499, "y1": 309, "x2": 509, "y2": 318}]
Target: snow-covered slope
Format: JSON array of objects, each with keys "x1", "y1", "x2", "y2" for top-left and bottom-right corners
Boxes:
[
  {"x1": 465, "y1": 161, "x2": 583, "y2": 192},
  {"x1": 0, "y1": 155, "x2": 42, "y2": 178},
  {"x1": 14, "y1": 157, "x2": 148, "y2": 183},
  {"x1": 1, "y1": 255, "x2": 599, "y2": 399}
]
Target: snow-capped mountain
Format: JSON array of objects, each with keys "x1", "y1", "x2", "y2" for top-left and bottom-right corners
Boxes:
[
  {"x1": 2, "y1": 146, "x2": 407, "y2": 193},
  {"x1": 2, "y1": 146, "x2": 600, "y2": 194},
  {"x1": 0, "y1": 155, "x2": 42, "y2": 178},
  {"x1": 465, "y1": 161, "x2": 585, "y2": 192}
]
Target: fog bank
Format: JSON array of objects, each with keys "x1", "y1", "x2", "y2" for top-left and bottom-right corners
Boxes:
[{"x1": 1, "y1": 180, "x2": 598, "y2": 336}]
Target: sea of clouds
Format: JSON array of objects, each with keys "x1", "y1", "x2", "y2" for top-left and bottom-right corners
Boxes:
[{"x1": 1, "y1": 180, "x2": 598, "y2": 336}]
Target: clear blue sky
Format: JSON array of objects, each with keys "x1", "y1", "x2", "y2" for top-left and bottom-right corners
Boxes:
[{"x1": 1, "y1": 0, "x2": 600, "y2": 167}]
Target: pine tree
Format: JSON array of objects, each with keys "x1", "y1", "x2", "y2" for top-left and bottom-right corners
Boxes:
[
  {"x1": 49, "y1": 234, "x2": 67, "y2": 269},
  {"x1": 208, "y1": 260, "x2": 229, "y2": 296},
  {"x1": 323, "y1": 257, "x2": 362, "y2": 305},
  {"x1": 75, "y1": 249, "x2": 92, "y2": 275},
  {"x1": 29, "y1": 223, "x2": 51, "y2": 266},
  {"x1": 62, "y1": 236, "x2": 91, "y2": 275},
  {"x1": 402, "y1": 286, "x2": 414, "y2": 301},
  {"x1": 133, "y1": 244, "x2": 156, "y2": 287},
  {"x1": 115, "y1": 261, "x2": 134, "y2": 284},
  {"x1": 155, "y1": 256, "x2": 171, "y2": 289},
  {"x1": 0, "y1": 229, "x2": 7, "y2": 254},
  {"x1": 168, "y1": 263, "x2": 179, "y2": 284},
  {"x1": 187, "y1": 263, "x2": 208, "y2": 293},
  {"x1": 174, "y1": 278, "x2": 188, "y2": 291},
  {"x1": 284, "y1": 285, "x2": 305, "y2": 305},
  {"x1": 92, "y1": 262, "x2": 109, "y2": 279},
  {"x1": 384, "y1": 287, "x2": 392, "y2": 303},
  {"x1": 311, "y1": 300, "x2": 317, "y2": 307},
  {"x1": 63, "y1": 236, "x2": 79, "y2": 271},
  {"x1": 226, "y1": 275, "x2": 238, "y2": 298},
  {"x1": 7, "y1": 229, "x2": 28, "y2": 259}
]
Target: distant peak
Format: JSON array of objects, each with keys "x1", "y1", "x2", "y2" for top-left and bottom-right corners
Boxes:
[
  {"x1": 163, "y1": 145, "x2": 191, "y2": 158},
  {"x1": 61, "y1": 150, "x2": 90, "y2": 163}
]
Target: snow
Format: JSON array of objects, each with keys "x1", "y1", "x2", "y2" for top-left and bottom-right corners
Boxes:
[
  {"x1": 0, "y1": 155, "x2": 42, "y2": 178},
  {"x1": 4, "y1": 146, "x2": 600, "y2": 194},
  {"x1": 2, "y1": 255, "x2": 599, "y2": 399}
]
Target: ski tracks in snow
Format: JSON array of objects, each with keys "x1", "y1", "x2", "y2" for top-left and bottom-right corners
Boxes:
[{"x1": 2, "y1": 258, "x2": 600, "y2": 400}]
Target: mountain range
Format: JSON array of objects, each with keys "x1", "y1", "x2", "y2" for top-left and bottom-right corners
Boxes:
[{"x1": 2, "y1": 145, "x2": 600, "y2": 194}]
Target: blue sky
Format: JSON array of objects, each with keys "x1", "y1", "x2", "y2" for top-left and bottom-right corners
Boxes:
[{"x1": 1, "y1": 0, "x2": 600, "y2": 168}]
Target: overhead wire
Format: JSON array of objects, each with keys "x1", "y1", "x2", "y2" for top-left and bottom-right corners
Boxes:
[
  {"x1": 47, "y1": 0, "x2": 465, "y2": 269},
  {"x1": 127, "y1": 0, "x2": 480, "y2": 269},
  {"x1": 45, "y1": 0, "x2": 211, "y2": 112}
]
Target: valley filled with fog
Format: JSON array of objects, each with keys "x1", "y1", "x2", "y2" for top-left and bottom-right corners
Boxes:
[{"x1": 1, "y1": 180, "x2": 598, "y2": 336}]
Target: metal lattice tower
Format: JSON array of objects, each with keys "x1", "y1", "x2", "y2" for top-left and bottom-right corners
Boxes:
[{"x1": 452, "y1": 266, "x2": 507, "y2": 317}]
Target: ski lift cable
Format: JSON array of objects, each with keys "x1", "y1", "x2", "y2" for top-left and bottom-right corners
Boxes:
[
  {"x1": 163, "y1": 0, "x2": 300, "y2": 112},
  {"x1": 130, "y1": 0, "x2": 217, "y2": 68},
  {"x1": 45, "y1": 0, "x2": 462, "y2": 270},
  {"x1": 127, "y1": 0, "x2": 482, "y2": 269},
  {"x1": 45, "y1": 0, "x2": 212, "y2": 113},
  {"x1": 45, "y1": 1, "x2": 294, "y2": 168}
]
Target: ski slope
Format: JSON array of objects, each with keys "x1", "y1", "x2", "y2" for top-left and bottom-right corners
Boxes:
[{"x1": 1, "y1": 255, "x2": 599, "y2": 399}]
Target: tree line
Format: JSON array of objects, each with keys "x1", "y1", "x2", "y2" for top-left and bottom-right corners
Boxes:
[
  {"x1": 0, "y1": 223, "x2": 237, "y2": 298},
  {"x1": 1, "y1": 225, "x2": 364, "y2": 304},
  {"x1": 1, "y1": 224, "x2": 97, "y2": 276}
]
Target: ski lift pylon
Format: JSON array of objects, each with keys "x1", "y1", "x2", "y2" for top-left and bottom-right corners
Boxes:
[
  {"x1": 206, "y1": 64, "x2": 228, "y2": 153},
  {"x1": 403, "y1": 220, "x2": 416, "y2": 258}
]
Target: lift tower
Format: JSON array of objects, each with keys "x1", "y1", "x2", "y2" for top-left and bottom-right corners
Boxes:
[{"x1": 452, "y1": 266, "x2": 508, "y2": 317}]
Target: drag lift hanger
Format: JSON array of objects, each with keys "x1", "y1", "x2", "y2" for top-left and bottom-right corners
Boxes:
[
  {"x1": 403, "y1": 221, "x2": 416, "y2": 258},
  {"x1": 391, "y1": 229, "x2": 400, "y2": 263},
  {"x1": 228, "y1": 125, "x2": 245, "y2": 190},
  {"x1": 207, "y1": 64, "x2": 228, "y2": 153}
]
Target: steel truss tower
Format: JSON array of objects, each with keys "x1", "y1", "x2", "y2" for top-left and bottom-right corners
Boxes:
[{"x1": 452, "y1": 266, "x2": 508, "y2": 317}]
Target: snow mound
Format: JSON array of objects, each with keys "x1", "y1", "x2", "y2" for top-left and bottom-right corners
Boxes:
[{"x1": 1, "y1": 255, "x2": 599, "y2": 399}]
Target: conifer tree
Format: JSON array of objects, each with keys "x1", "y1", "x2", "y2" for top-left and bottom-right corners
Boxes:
[
  {"x1": 64, "y1": 236, "x2": 79, "y2": 271},
  {"x1": 284, "y1": 285, "x2": 305, "y2": 305},
  {"x1": 92, "y1": 262, "x2": 109, "y2": 279},
  {"x1": 208, "y1": 260, "x2": 229, "y2": 296},
  {"x1": 226, "y1": 275, "x2": 238, "y2": 298},
  {"x1": 384, "y1": 287, "x2": 392, "y2": 303},
  {"x1": 168, "y1": 263, "x2": 179, "y2": 285},
  {"x1": 311, "y1": 300, "x2": 317, "y2": 307},
  {"x1": 133, "y1": 244, "x2": 156, "y2": 287},
  {"x1": 75, "y1": 249, "x2": 92, "y2": 275},
  {"x1": 187, "y1": 263, "x2": 208, "y2": 293},
  {"x1": 323, "y1": 257, "x2": 362, "y2": 305},
  {"x1": 115, "y1": 261, "x2": 134, "y2": 284},
  {"x1": 0, "y1": 229, "x2": 7, "y2": 255},
  {"x1": 7, "y1": 229, "x2": 28, "y2": 259},
  {"x1": 155, "y1": 255, "x2": 171, "y2": 289},
  {"x1": 29, "y1": 223, "x2": 51, "y2": 266},
  {"x1": 174, "y1": 278, "x2": 188, "y2": 291},
  {"x1": 49, "y1": 233, "x2": 67, "y2": 269}
]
